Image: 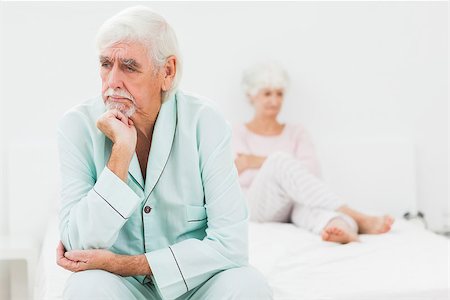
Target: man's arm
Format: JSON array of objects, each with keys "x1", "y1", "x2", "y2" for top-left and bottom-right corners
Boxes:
[
  {"x1": 57, "y1": 241, "x2": 151, "y2": 277},
  {"x1": 58, "y1": 108, "x2": 139, "y2": 250},
  {"x1": 97, "y1": 109, "x2": 137, "y2": 182}
]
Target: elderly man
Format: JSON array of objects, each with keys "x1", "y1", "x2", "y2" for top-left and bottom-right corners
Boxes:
[{"x1": 56, "y1": 6, "x2": 272, "y2": 300}]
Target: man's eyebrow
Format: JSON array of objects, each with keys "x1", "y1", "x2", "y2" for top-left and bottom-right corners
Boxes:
[
  {"x1": 99, "y1": 56, "x2": 111, "y2": 63},
  {"x1": 121, "y1": 58, "x2": 141, "y2": 69}
]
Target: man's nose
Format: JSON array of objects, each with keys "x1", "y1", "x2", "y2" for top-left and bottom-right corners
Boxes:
[{"x1": 107, "y1": 65, "x2": 124, "y2": 90}]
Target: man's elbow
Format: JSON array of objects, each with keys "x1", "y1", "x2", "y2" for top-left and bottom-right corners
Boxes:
[{"x1": 60, "y1": 227, "x2": 117, "y2": 250}]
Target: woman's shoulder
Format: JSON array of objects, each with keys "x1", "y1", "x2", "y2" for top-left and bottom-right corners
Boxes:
[
  {"x1": 285, "y1": 122, "x2": 310, "y2": 136},
  {"x1": 232, "y1": 123, "x2": 248, "y2": 136}
]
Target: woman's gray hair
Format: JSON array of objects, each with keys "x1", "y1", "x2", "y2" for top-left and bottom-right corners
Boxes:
[
  {"x1": 96, "y1": 6, "x2": 182, "y2": 101},
  {"x1": 241, "y1": 62, "x2": 289, "y2": 97}
]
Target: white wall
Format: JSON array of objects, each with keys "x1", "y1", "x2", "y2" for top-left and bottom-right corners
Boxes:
[
  {"x1": 0, "y1": 3, "x2": 10, "y2": 299},
  {"x1": 0, "y1": 2, "x2": 448, "y2": 295},
  {"x1": 1, "y1": 1, "x2": 448, "y2": 224}
]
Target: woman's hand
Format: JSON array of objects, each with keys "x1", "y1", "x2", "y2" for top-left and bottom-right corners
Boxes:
[
  {"x1": 235, "y1": 154, "x2": 267, "y2": 174},
  {"x1": 235, "y1": 154, "x2": 250, "y2": 174}
]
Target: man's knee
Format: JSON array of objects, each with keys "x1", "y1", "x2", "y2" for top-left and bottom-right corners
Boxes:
[
  {"x1": 201, "y1": 266, "x2": 273, "y2": 299},
  {"x1": 63, "y1": 270, "x2": 125, "y2": 300}
]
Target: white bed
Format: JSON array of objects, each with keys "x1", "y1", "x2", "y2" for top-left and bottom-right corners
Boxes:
[
  {"x1": 5, "y1": 139, "x2": 448, "y2": 299},
  {"x1": 35, "y1": 216, "x2": 449, "y2": 300}
]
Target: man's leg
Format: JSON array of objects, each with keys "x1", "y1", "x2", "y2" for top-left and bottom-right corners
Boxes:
[
  {"x1": 64, "y1": 270, "x2": 159, "y2": 300},
  {"x1": 183, "y1": 266, "x2": 273, "y2": 300}
]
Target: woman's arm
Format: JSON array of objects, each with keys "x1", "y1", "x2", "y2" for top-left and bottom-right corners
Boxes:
[{"x1": 235, "y1": 154, "x2": 267, "y2": 174}]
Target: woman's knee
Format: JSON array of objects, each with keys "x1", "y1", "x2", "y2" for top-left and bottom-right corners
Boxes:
[
  {"x1": 265, "y1": 151, "x2": 307, "y2": 171},
  {"x1": 266, "y1": 151, "x2": 293, "y2": 164}
]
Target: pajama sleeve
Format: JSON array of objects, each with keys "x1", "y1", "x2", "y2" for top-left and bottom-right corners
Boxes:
[
  {"x1": 145, "y1": 106, "x2": 249, "y2": 300},
  {"x1": 57, "y1": 110, "x2": 141, "y2": 251},
  {"x1": 231, "y1": 123, "x2": 250, "y2": 159},
  {"x1": 293, "y1": 125, "x2": 322, "y2": 178}
]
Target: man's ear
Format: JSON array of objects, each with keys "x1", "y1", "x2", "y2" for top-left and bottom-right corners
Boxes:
[{"x1": 161, "y1": 56, "x2": 176, "y2": 92}]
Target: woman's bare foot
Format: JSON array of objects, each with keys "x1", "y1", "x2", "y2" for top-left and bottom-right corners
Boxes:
[
  {"x1": 358, "y1": 215, "x2": 394, "y2": 234},
  {"x1": 321, "y1": 218, "x2": 359, "y2": 244},
  {"x1": 337, "y1": 206, "x2": 395, "y2": 235}
]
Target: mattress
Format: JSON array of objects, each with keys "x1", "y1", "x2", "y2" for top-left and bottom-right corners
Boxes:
[{"x1": 35, "y1": 217, "x2": 449, "y2": 300}]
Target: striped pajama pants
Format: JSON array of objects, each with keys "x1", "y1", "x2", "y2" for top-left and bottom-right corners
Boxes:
[{"x1": 244, "y1": 152, "x2": 357, "y2": 234}]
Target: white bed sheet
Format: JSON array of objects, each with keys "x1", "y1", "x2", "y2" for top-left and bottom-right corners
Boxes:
[{"x1": 35, "y1": 217, "x2": 449, "y2": 300}]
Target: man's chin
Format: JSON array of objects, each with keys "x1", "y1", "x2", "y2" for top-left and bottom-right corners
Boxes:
[{"x1": 105, "y1": 102, "x2": 136, "y2": 117}]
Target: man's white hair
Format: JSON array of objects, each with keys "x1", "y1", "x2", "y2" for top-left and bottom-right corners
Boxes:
[
  {"x1": 96, "y1": 6, "x2": 182, "y2": 101},
  {"x1": 241, "y1": 62, "x2": 289, "y2": 97}
]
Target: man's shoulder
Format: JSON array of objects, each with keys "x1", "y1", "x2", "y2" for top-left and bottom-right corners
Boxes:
[
  {"x1": 57, "y1": 96, "x2": 105, "y2": 145},
  {"x1": 58, "y1": 96, "x2": 105, "y2": 129},
  {"x1": 176, "y1": 90, "x2": 221, "y2": 115},
  {"x1": 176, "y1": 90, "x2": 227, "y2": 128},
  {"x1": 175, "y1": 90, "x2": 230, "y2": 142}
]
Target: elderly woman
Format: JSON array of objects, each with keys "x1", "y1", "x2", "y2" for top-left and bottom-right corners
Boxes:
[{"x1": 233, "y1": 62, "x2": 394, "y2": 244}]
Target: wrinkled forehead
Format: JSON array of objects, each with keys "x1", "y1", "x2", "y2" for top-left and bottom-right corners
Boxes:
[{"x1": 99, "y1": 41, "x2": 149, "y2": 63}]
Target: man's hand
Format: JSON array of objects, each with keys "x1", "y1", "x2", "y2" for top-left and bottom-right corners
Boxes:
[
  {"x1": 96, "y1": 109, "x2": 137, "y2": 182},
  {"x1": 56, "y1": 241, "x2": 114, "y2": 273},
  {"x1": 96, "y1": 109, "x2": 137, "y2": 152},
  {"x1": 56, "y1": 241, "x2": 152, "y2": 277}
]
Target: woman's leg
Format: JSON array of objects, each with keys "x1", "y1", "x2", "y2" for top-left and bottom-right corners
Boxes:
[
  {"x1": 247, "y1": 151, "x2": 343, "y2": 212},
  {"x1": 247, "y1": 151, "x2": 394, "y2": 233},
  {"x1": 337, "y1": 205, "x2": 394, "y2": 234},
  {"x1": 246, "y1": 151, "x2": 343, "y2": 222},
  {"x1": 291, "y1": 204, "x2": 358, "y2": 244}
]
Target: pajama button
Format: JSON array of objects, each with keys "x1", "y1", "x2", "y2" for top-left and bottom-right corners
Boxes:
[{"x1": 144, "y1": 206, "x2": 151, "y2": 214}]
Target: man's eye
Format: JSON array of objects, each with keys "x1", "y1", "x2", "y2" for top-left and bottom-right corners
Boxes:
[
  {"x1": 125, "y1": 66, "x2": 135, "y2": 72},
  {"x1": 101, "y1": 62, "x2": 111, "y2": 68}
]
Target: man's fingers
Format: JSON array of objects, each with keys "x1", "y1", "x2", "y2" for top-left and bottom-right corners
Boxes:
[
  {"x1": 109, "y1": 109, "x2": 129, "y2": 125},
  {"x1": 58, "y1": 256, "x2": 85, "y2": 272},
  {"x1": 56, "y1": 244, "x2": 80, "y2": 271},
  {"x1": 56, "y1": 241, "x2": 65, "y2": 257},
  {"x1": 55, "y1": 241, "x2": 92, "y2": 273},
  {"x1": 65, "y1": 250, "x2": 88, "y2": 262},
  {"x1": 56, "y1": 241, "x2": 67, "y2": 266},
  {"x1": 64, "y1": 251, "x2": 76, "y2": 261}
]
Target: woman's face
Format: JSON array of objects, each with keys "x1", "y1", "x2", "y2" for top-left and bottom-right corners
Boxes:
[{"x1": 250, "y1": 87, "x2": 284, "y2": 118}]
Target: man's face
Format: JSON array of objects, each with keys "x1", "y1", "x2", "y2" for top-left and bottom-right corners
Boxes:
[{"x1": 99, "y1": 41, "x2": 163, "y2": 117}]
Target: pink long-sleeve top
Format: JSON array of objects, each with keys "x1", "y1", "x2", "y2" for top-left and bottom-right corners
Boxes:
[{"x1": 232, "y1": 123, "x2": 322, "y2": 190}]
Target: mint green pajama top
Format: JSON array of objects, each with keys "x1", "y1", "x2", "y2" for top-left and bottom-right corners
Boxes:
[{"x1": 57, "y1": 90, "x2": 249, "y2": 299}]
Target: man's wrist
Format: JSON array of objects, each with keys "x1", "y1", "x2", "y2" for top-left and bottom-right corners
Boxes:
[
  {"x1": 109, "y1": 254, "x2": 152, "y2": 277},
  {"x1": 107, "y1": 143, "x2": 134, "y2": 182},
  {"x1": 112, "y1": 141, "x2": 135, "y2": 158}
]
